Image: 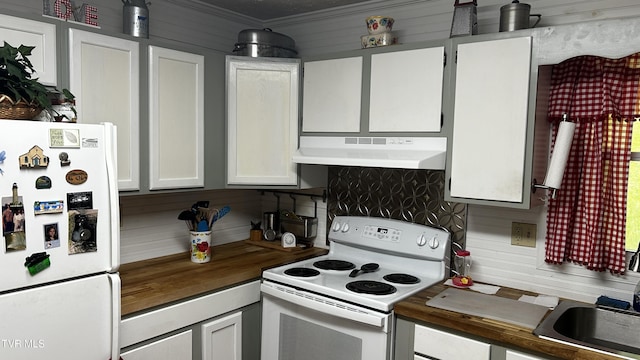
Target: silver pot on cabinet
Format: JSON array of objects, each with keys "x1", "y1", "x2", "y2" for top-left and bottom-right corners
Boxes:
[{"x1": 232, "y1": 28, "x2": 298, "y2": 58}]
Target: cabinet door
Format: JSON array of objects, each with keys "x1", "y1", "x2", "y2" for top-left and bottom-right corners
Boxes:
[
  {"x1": 69, "y1": 29, "x2": 140, "y2": 191},
  {"x1": 505, "y1": 349, "x2": 548, "y2": 360},
  {"x1": 302, "y1": 57, "x2": 362, "y2": 132},
  {"x1": 0, "y1": 14, "x2": 57, "y2": 86},
  {"x1": 414, "y1": 324, "x2": 491, "y2": 360},
  {"x1": 369, "y1": 47, "x2": 444, "y2": 132},
  {"x1": 226, "y1": 56, "x2": 299, "y2": 186},
  {"x1": 449, "y1": 37, "x2": 532, "y2": 203},
  {"x1": 201, "y1": 311, "x2": 242, "y2": 360},
  {"x1": 149, "y1": 46, "x2": 205, "y2": 190},
  {"x1": 121, "y1": 330, "x2": 192, "y2": 360}
]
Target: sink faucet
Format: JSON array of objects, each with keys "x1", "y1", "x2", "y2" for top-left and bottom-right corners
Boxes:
[{"x1": 629, "y1": 244, "x2": 640, "y2": 272}]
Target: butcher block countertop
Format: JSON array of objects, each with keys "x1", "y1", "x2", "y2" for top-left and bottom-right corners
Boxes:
[
  {"x1": 119, "y1": 240, "x2": 327, "y2": 316},
  {"x1": 395, "y1": 283, "x2": 620, "y2": 360}
]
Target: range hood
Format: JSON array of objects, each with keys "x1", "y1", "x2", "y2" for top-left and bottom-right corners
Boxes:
[{"x1": 292, "y1": 136, "x2": 447, "y2": 170}]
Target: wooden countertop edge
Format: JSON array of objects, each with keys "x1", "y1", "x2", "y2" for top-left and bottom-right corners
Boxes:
[
  {"x1": 119, "y1": 240, "x2": 328, "y2": 316},
  {"x1": 394, "y1": 284, "x2": 621, "y2": 360}
]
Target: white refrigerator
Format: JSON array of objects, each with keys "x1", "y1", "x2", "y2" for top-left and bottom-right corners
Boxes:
[{"x1": 0, "y1": 120, "x2": 120, "y2": 360}]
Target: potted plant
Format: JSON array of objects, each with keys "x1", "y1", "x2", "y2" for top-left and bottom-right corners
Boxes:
[{"x1": 0, "y1": 41, "x2": 76, "y2": 120}]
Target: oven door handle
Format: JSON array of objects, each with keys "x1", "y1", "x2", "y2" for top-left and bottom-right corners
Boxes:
[{"x1": 261, "y1": 282, "x2": 388, "y2": 329}]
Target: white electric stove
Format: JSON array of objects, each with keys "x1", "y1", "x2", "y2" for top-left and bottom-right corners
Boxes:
[{"x1": 260, "y1": 216, "x2": 451, "y2": 360}]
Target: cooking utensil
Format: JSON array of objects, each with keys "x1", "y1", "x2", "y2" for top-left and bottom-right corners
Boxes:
[
  {"x1": 499, "y1": 0, "x2": 541, "y2": 32},
  {"x1": 450, "y1": 0, "x2": 478, "y2": 37},
  {"x1": 178, "y1": 210, "x2": 196, "y2": 231},
  {"x1": 263, "y1": 212, "x2": 279, "y2": 232},
  {"x1": 209, "y1": 205, "x2": 231, "y2": 229},
  {"x1": 251, "y1": 221, "x2": 261, "y2": 230},
  {"x1": 196, "y1": 200, "x2": 210, "y2": 208},
  {"x1": 349, "y1": 263, "x2": 379, "y2": 277}
]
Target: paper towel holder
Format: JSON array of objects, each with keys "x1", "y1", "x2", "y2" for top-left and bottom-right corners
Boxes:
[
  {"x1": 532, "y1": 178, "x2": 558, "y2": 200},
  {"x1": 531, "y1": 114, "x2": 575, "y2": 201}
]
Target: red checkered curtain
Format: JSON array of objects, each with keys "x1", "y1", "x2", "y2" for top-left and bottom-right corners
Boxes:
[{"x1": 545, "y1": 55, "x2": 637, "y2": 274}]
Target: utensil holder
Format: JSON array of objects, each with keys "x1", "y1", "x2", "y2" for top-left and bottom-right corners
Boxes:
[
  {"x1": 190, "y1": 230, "x2": 212, "y2": 263},
  {"x1": 250, "y1": 229, "x2": 263, "y2": 242}
]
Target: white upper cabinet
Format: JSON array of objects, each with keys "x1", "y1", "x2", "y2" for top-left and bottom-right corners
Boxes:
[
  {"x1": 369, "y1": 47, "x2": 444, "y2": 132},
  {"x1": 301, "y1": 43, "x2": 445, "y2": 135},
  {"x1": 148, "y1": 46, "x2": 205, "y2": 190},
  {"x1": 226, "y1": 56, "x2": 300, "y2": 186},
  {"x1": 448, "y1": 36, "x2": 534, "y2": 205},
  {"x1": 0, "y1": 14, "x2": 57, "y2": 86},
  {"x1": 69, "y1": 29, "x2": 140, "y2": 191},
  {"x1": 302, "y1": 56, "x2": 362, "y2": 133}
]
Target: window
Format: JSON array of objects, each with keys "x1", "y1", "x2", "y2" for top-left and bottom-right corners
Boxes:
[{"x1": 626, "y1": 121, "x2": 640, "y2": 252}]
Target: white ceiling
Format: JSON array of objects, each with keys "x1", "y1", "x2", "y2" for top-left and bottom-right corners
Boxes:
[{"x1": 197, "y1": 0, "x2": 375, "y2": 20}]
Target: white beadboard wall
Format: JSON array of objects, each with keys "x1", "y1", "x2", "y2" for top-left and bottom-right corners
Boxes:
[
  {"x1": 119, "y1": 188, "x2": 328, "y2": 264},
  {"x1": 465, "y1": 204, "x2": 640, "y2": 304},
  {"x1": 119, "y1": 189, "x2": 263, "y2": 263},
  {"x1": 258, "y1": 189, "x2": 329, "y2": 249},
  {"x1": 266, "y1": 0, "x2": 640, "y2": 57},
  {"x1": 0, "y1": 0, "x2": 260, "y2": 52}
]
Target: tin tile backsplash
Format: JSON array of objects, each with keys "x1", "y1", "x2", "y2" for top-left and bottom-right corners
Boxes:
[{"x1": 327, "y1": 167, "x2": 466, "y2": 250}]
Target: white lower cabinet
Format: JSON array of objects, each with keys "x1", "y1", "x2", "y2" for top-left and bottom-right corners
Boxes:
[
  {"x1": 202, "y1": 311, "x2": 242, "y2": 360},
  {"x1": 121, "y1": 330, "x2": 192, "y2": 360},
  {"x1": 505, "y1": 349, "x2": 548, "y2": 360},
  {"x1": 414, "y1": 324, "x2": 491, "y2": 360},
  {"x1": 120, "y1": 281, "x2": 260, "y2": 360}
]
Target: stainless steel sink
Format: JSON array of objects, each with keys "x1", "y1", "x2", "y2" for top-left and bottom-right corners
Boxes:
[{"x1": 534, "y1": 300, "x2": 640, "y2": 359}]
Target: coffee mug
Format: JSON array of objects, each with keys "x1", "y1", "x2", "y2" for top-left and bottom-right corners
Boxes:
[{"x1": 190, "y1": 230, "x2": 212, "y2": 263}]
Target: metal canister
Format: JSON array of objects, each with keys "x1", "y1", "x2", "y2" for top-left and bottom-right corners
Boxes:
[
  {"x1": 123, "y1": 0, "x2": 149, "y2": 38},
  {"x1": 499, "y1": 0, "x2": 541, "y2": 32}
]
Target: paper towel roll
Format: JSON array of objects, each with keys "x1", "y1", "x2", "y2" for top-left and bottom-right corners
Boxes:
[{"x1": 543, "y1": 121, "x2": 576, "y2": 189}]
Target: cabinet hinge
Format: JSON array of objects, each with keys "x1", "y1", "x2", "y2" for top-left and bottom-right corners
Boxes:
[
  {"x1": 443, "y1": 51, "x2": 447, "y2": 67},
  {"x1": 441, "y1": 113, "x2": 444, "y2": 129},
  {"x1": 448, "y1": 178, "x2": 451, "y2": 191},
  {"x1": 455, "y1": 50, "x2": 458, "y2": 64}
]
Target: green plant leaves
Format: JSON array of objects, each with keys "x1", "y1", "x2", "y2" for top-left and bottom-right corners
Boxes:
[{"x1": 0, "y1": 42, "x2": 75, "y2": 116}]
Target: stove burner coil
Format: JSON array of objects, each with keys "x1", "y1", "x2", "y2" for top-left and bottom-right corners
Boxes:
[
  {"x1": 313, "y1": 260, "x2": 356, "y2": 271},
  {"x1": 346, "y1": 281, "x2": 397, "y2": 295},
  {"x1": 383, "y1": 273, "x2": 420, "y2": 284},
  {"x1": 284, "y1": 267, "x2": 320, "y2": 277}
]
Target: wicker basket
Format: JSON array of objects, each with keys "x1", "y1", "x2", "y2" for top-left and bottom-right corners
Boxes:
[{"x1": 0, "y1": 94, "x2": 42, "y2": 120}]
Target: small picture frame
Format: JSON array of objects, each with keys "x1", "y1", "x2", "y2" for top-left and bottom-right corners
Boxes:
[{"x1": 44, "y1": 223, "x2": 60, "y2": 249}]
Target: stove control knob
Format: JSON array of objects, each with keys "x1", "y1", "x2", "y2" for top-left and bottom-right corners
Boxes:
[
  {"x1": 416, "y1": 234, "x2": 427, "y2": 247},
  {"x1": 427, "y1": 236, "x2": 439, "y2": 249},
  {"x1": 332, "y1": 221, "x2": 342, "y2": 232},
  {"x1": 341, "y1": 223, "x2": 350, "y2": 232}
]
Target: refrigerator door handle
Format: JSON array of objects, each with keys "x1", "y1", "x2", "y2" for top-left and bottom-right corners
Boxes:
[
  {"x1": 109, "y1": 273, "x2": 121, "y2": 360},
  {"x1": 104, "y1": 122, "x2": 121, "y2": 272}
]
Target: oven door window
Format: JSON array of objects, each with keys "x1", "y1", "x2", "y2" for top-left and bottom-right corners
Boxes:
[
  {"x1": 262, "y1": 293, "x2": 391, "y2": 360},
  {"x1": 280, "y1": 314, "x2": 362, "y2": 360}
]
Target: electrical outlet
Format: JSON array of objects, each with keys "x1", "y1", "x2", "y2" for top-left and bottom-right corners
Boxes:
[{"x1": 511, "y1": 222, "x2": 537, "y2": 247}]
